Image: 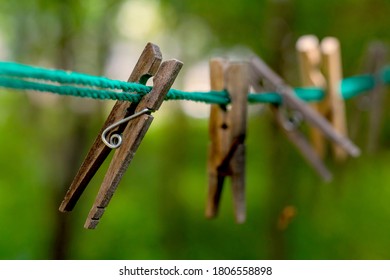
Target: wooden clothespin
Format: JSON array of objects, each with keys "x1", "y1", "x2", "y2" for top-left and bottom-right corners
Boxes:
[
  {"x1": 296, "y1": 35, "x2": 348, "y2": 161},
  {"x1": 206, "y1": 58, "x2": 249, "y2": 223},
  {"x1": 350, "y1": 42, "x2": 388, "y2": 153},
  {"x1": 249, "y1": 56, "x2": 360, "y2": 168},
  {"x1": 248, "y1": 59, "x2": 332, "y2": 181},
  {"x1": 59, "y1": 43, "x2": 183, "y2": 229}
]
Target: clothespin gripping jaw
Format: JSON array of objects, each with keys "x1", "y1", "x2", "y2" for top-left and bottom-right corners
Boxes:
[
  {"x1": 85, "y1": 59, "x2": 183, "y2": 229},
  {"x1": 296, "y1": 35, "x2": 326, "y2": 90},
  {"x1": 59, "y1": 42, "x2": 162, "y2": 213}
]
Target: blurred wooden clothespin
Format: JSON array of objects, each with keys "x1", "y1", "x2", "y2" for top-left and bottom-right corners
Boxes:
[
  {"x1": 249, "y1": 55, "x2": 360, "y2": 179},
  {"x1": 59, "y1": 43, "x2": 183, "y2": 229},
  {"x1": 296, "y1": 35, "x2": 348, "y2": 161},
  {"x1": 249, "y1": 57, "x2": 331, "y2": 181},
  {"x1": 350, "y1": 42, "x2": 388, "y2": 154},
  {"x1": 206, "y1": 58, "x2": 249, "y2": 223}
]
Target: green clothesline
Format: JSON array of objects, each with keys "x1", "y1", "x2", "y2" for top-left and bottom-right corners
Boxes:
[{"x1": 0, "y1": 61, "x2": 387, "y2": 105}]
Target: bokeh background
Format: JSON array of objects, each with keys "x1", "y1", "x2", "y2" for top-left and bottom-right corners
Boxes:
[{"x1": 0, "y1": 0, "x2": 389, "y2": 260}]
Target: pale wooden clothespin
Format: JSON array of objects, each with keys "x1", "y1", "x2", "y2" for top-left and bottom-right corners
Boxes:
[
  {"x1": 206, "y1": 58, "x2": 249, "y2": 223},
  {"x1": 296, "y1": 35, "x2": 348, "y2": 161},
  {"x1": 59, "y1": 43, "x2": 183, "y2": 229}
]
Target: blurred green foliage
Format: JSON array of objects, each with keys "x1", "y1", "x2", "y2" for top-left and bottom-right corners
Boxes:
[{"x1": 0, "y1": 0, "x2": 389, "y2": 260}]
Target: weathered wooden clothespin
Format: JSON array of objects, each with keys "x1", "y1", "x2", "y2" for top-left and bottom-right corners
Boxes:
[
  {"x1": 296, "y1": 35, "x2": 348, "y2": 161},
  {"x1": 59, "y1": 43, "x2": 183, "y2": 229},
  {"x1": 206, "y1": 58, "x2": 249, "y2": 223},
  {"x1": 249, "y1": 56, "x2": 360, "y2": 172}
]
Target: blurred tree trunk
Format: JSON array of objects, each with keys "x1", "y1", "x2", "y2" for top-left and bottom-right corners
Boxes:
[
  {"x1": 6, "y1": 0, "x2": 120, "y2": 259},
  {"x1": 1, "y1": 0, "x2": 121, "y2": 259},
  {"x1": 50, "y1": 0, "x2": 118, "y2": 259},
  {"x1": 264, "y1": 0, "x2": 296, "y2": 260},
  {"x1": 50, "y1": 0, "x2": 83, "y2": 260}
]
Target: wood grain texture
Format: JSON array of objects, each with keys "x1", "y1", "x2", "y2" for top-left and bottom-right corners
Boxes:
[
  {"x1": 226, "y1": 63, "x2": 248, "y2": 223},
  {"x1": 59, "y1": 43, "x2": 162, "y2": 212},
  {"x1": 85, "y1": 59, "x2": 183, "y2": 229},
  {"x1": 206, "y1": 58, "x2": 229, "y2": 219},
  {"x1": 205, "y1": 60, "x2": 249, "y2": 223}
]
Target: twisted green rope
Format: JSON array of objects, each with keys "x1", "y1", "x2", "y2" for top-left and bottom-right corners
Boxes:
[
  {"x1": 0, "y1": 62, "x2": 150, "y2": 94},
  {"x1": 0, "y1": 61, "x2": 386, "y2": 105},
  {"x1": 0, "y1": 76, "x2": 144, "y2": 102}
]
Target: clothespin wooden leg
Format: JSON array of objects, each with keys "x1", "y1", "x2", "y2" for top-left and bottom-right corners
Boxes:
[
  {"x1": 296, "y1": 35, "x2": 327, "y2": 158},
  {"x1": 206, "y1": 58, "x2": 230, "y2": 219},
  {"x1": 59, "y1": 43, "x2": 162, "y2": 212},
  {"x1": 85, "y1": 59, "x2": 183, "y2": 229},
  {"x1": 273, "y1": 108, "x2": 332, "y2": 181},
  {"x1": 227, "y1": 62, "x2": 249, "y2": 223},
  {"x1": 321, "y1": 37, "x2": 348, "y2": 161},
  {"x1": 205, "y1": 59, "x2": 249, "y2": 223}
]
